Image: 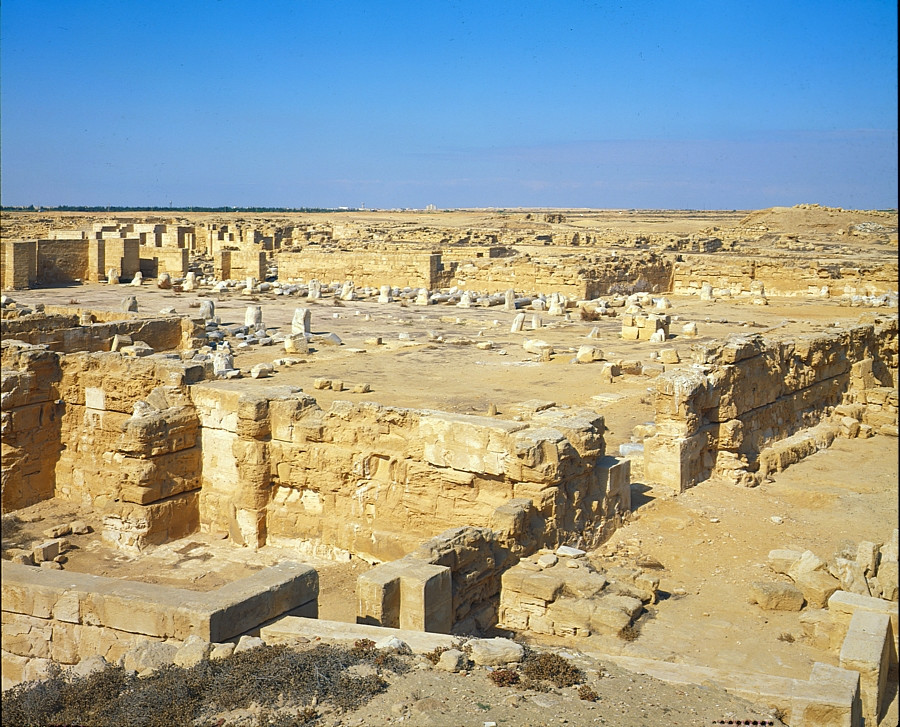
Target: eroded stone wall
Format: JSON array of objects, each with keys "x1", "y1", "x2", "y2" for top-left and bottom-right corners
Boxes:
[
  {"x1": 1, "y1": 308, "x2": 205, "y2": 353},
  {"x1": 645, "y1": 318, "x2": 899, "y2": 490},
  {"x1": 192, "y1": 383, "x2": 626, "y2": 562},
  {"x1": 1, "y1": 560, "x2": 317, "y2": 685},
  {"x1": 672, "y1": 254, "x2": 899, "y2": 298},
  {"x1": 1, "y1": 343, "x2": 63, "y2": 511},
  {"x1": 277, "y1": 247, "x2": 452, "y2": 290}
]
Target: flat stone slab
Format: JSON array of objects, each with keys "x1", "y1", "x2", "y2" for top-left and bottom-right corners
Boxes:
[{"x1": 260, "y1": 616, "x2": 458, "y2": 654}]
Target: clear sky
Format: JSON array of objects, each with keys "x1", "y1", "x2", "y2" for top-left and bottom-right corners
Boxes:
[{"x1": 1, "y1": 0, "x2": 897, "y2": 209}]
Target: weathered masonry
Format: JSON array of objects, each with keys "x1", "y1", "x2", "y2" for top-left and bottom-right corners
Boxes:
[{"x1": 645, "y1": 317, "x2": 899, "y2": 491}]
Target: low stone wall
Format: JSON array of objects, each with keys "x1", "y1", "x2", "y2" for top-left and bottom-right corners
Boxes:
[
  {"x1": 193, "y1": 382, "x2": 626, "y2": 561},
  {"x1": 139, "y1": 246, "x2": 188, "y2": 277},
  {"x1": 1, "y1": 560, "x2": 318, "y2": 686},
  {"x1": 1, "y1": 344, "x2": 63, "y2": 511},
  {"x1": 277, "y1": 247, "x2": 451, "y2": 290},
  {"x1": 645, "y1": 318, "x2": 898, "y2": 490},
  {"x1": 672, "y1": 254, "x2": 899, "y2": 298},
  {"x1": 1, "y1": 308, "x2": 205, "y2": 353}
]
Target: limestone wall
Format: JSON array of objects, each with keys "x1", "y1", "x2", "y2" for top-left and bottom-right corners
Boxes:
[
  {"x1": 672, "y1": 254, "x2": 899, "y2": 297},
  {"x1": 192, "y1": 383, "x2": 627, "y2": 562},
  {"x1": 1, "y1": 309, "x2": 204, "y2": 353},
  {"x1": 215, "y1": 249, "x2": 267, "y2": 281},
  {"x1": 33, "y1": 239, "x2": 91, "y2": 284},
  {"x1": 139, "y1": 246, "x2": 188, "y2": 277},
  {"x1": 1, "y1": 560, "x2": 318, "y2": 682},
  {"x1": 53, "y1": 352, "x2": 207, "y2": 549},
  {"x1": 452, "y1": 253, "x2": 673, "y2": 299},
  {"x1": 1, "y1": 241, "x2": 38, "y2": 290},
  {"x1": 645, "y1": 318, "x2": 899, "y2": 490},
  {"x1": 277, "y1": 248, "x2": 451, "y2": 290},
  {"x1": 1, "y1": 343, "x2": 63, "y2": 511}
]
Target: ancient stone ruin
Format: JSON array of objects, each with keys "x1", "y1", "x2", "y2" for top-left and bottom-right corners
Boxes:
[{"x1": 2, "y1": 206, "x2": 898, "y2": 724}]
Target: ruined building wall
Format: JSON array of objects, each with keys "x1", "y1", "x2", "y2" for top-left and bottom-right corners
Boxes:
[
  {"x1": 1, "y1": 310, "x2": 204, "y2": 354},
  {"x1": 1, "y1": 241, "x2": 38, "y2": 290},
  {"x1": 53, "y1": 353, "x2": 206, "y2": 550},
  {"x1": 138, "y1": 246, "x2": 188, "y2": 277},
  {"x1": 1, "y1": 560, "x2": 318, "y2": 684},
  {"x1": 192, "y1": 383, "x2": 628, "y2": 563},
  {"x1": 672, "y1": 255, "x2": 899, "y2": 297},
  {"x1": 33, "y1": 239, "x2": 91, "y2": 284},
  {"x1": 645, "y1": 319, "x2": 899, "y2": 491},
  {"x1": 1, "y1": 344, "x2": 63, "y2": 511},
  {"x1": 276, "y1": 248, "x2": 451, "y2": 290},
  {"x1": 214, "y1": 249, "x2": 267, "y2": 281},
  {"x1": 449, "y1": 253, "x2": 673, "y2": 299}
]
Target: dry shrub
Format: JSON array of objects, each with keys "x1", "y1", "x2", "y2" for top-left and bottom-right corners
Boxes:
[
  {"x1": 579, "y1": 306, "x2": 601, "y2": 321},
  {"x1": 488, "y1": 669, "x2": 520, "y2": 687},
  {"x1": 578, "y1": 685, "x2": 599, "y2": 701},
  {"x1": 619, "y1": 624, "x2": 641, "y2": 642},
  {"x1": 424, "y1": 646, "x2": 449, "y2": 665},
  {"x1": 1, "y1": 642, "x2": 408, "y2": 727},
  {"x1": 521, "y1": 651, "x2": 584, "y2": 689}
]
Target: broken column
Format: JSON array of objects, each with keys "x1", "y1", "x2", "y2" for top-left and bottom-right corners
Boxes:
[{"x1": 291, "y1": 307, "x2": 312, "y2": 337}]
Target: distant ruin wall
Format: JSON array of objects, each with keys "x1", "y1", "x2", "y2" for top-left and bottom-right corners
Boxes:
[
  {"x1": 1, "y1": 241, "x2": 38, "y2": 290},
  {"x1": 645, "y1": 318, "x2": 899, "y2": 491},
  {"x1": 192, "y1": 382, "x2": 628, "y2": 562},
  {"x1": 276, "y1": 248, "x2": 450, "y2": 290},
  {"x1": 215, "y1": 249, "x2": 267, "y2": 281},
  {"x1": 672, "y1": 255, "x2": 899, "y2": 297},
  {"x1": 34, "y1": 239, "x2": 91, "y2": 284},
  {"x1": 1, "y1": 560, "x2": 318, "y2": 682},
  {"x1": 1, "y1": 309, "x2": 204, "y2": 353},
  {"x1": 452, "y1": 254, "x2": 673, "y2": 299},
  {"x1": 139, "y1": 246, "x2": 188, "y2": 277}
]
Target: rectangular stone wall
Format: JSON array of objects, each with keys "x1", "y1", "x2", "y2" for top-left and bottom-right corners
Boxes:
[
  {"x1": 105, "y1": 238, "x2": 141, "y2": 280},
  {"x1": 645, "y1": 318, "x2": 899, "y2": 490},
  {"x1": 192, "y1": 383, "x2": 627, "y2": 563},
  {"x1": 1, "y1": 241, "x2": 37, "y2": 290},
  {"x1": 139, "y1": 246, "x2": 188, "y2": 277},
  {"x1": 1, "y1": 309, "x2": 205, "y2": 353},
  {"x1": 52, "y1": 353, "x2": 206, "y2": 549},
  {"x1": 277, "y1": 248, "x2": 446, "y2": 290},
  {"x1": 0, "y1": 343, "x2": 63, "y2": 512},
  {"x1": 672, "y1": 254, "x2": 899, "y2": 297},
  {"x1": 35, "y1": 239, "x2": 90, "y2": 284},
  {"x1": 1, "y1": 560, "x2": 318, "y2": 684},
  {"x1": 214, "y1": 249, "x2": 266, "y2": 281}
]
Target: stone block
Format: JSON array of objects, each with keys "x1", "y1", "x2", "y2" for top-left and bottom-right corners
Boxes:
[
  {"x1": 589, "y1": 594, "x2": 642, "y2": 634},
  {"x1": 357, "y1": 564, "x2": 402, "y2": 628},
  {"x1": 794, "y1": 570, "x2": 841, "y2": 609},
  {"x1": 839, "y1": 610, "x2": 893, "y2": 726},
  {"x1": 768, "y1": 548, "x2": 803, "y2": 575},
  {"x1": 828, "y1": 590, "x2": 899, "y2": 653},
  {"x1": 398, "y1": 561, "x2": 452, "y2": 634},
  {"x1": 122, "y1": 641, "x2": 178, "y2": 674},
  {"x1": 468, "y1": 637, "x2": 524, "y2": 666},
  {"x1": 875, "y1": 559, "x2": 898, "y2": 601},
  {"x1": 519, "y1": 571, "x2": 565, "y2": 602},
  {"x1": 748, "y1": 582, "x2": 805, "y2": 611}
]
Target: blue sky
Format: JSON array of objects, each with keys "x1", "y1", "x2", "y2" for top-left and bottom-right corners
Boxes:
[{"x1": 1, "y1": 1, "x2": 896, "y2": 209}]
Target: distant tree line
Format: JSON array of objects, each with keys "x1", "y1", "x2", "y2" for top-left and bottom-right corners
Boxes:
[{"x1": 1, "y1": 205, "x2": 360, "y2": 213}]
